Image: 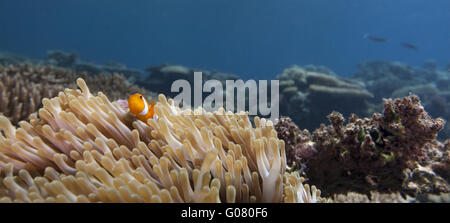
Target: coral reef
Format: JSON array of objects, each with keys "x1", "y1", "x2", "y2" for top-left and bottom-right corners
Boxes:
[
  {"x1": 431, "y1": 140, "x2": 450, "y2": 182},
  {"x1": 45, "y1": 50, "x2": 78, "y2": 68},
  {"x1": 1, "y1": 50, "x2": 448, "y2": 203},
  {"x1": 277, "y1": 65, "x2": 373, "y2": 131},
  {"x1": 353, "y1": 61, "x2": 426, "y2": 101},
  {"x1": 403, "y1": 139, "x2": 450, "y2": 194},
  {"x1": 1, "y1": 50, "x2": 143, "y2": 82},
  {"x1": 0, "y1": 64, "x2": 70, "y2": 124},
  {"x1": 354, "y1": 60, "x2": 450, "y2": 102},
  {"x1": 0, "y1": 63, "x2": 156, "y2": 125},
  {"x1": 274, "y1": 117, "x2": 302, "y2": 168},
  {"x1": 302, "y1": 64, "x2": 337, "y2": 76},
  {"x1": 0, "y1": 52, "x2": 27, "y2": 65},
  {"x1": 274, "y1": 117, "x2": 312, "y2": 169},
  {"x1": 275, "y1": 105, "x2": 449, "y2": 198},
  {"x1": 44, "y1": 50, "x2": 142, "y2": 80},
  {"x1": 0, "y1": 78, "x2": 324, "y2": 203},
  {"x1": 283, "y1": 95, "x2": 445, "y2": 196},
  {"x1": 353, "y1": 60, "x2": 450, "y2": 140},
  {"x1": 140, "y1": 64, "x2": 239, "y2": 99},
  {"x1": 84, "y1": 72, "x2": 157, "y2": 102}
]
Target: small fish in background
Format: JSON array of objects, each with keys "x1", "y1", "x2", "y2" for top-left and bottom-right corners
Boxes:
[
  {"x1": 400, "y1": 42, "x2": 419, "y2": 51},
  {"x1": 128, "y1": 93, "x2": 157, "y2": 122},
  {"x1": 363, "y1": 33, "x2": 387, "y2": 43}
]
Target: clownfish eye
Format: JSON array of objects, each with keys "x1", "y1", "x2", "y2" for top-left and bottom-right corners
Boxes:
[{"x1": 140, "y1": 95, "x2": 143, "y2": 99}]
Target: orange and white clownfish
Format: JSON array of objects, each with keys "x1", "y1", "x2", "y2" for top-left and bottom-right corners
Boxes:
[{"x1": 128, "y1": 93, "x2": 157, "y2": 122}]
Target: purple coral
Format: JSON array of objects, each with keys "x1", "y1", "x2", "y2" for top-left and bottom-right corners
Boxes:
[
  {"x1": 291, "y1": 94, "x2": 445, "y2": 196},
  {"x1": 274, "y1": 117, "x2": 304, "y2": 167}
]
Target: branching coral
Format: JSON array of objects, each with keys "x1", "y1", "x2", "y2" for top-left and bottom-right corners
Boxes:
[
  {"x1": 287, "y1": 95, "x2": 445, "y2": 196},
  {"x1": 0, "y1": 78, "x2": 323, "y2": 203},
  {"x1": 0, "y1": 63, "x2": 155, "y2": 125},
  {"x1": 0, "y1": 64, "x2": 65, "y2": 124}
]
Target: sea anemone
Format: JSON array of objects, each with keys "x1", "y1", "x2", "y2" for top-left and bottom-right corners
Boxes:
[{"x1": 0, "y1": 78, "x2": 323, "y2": 203}]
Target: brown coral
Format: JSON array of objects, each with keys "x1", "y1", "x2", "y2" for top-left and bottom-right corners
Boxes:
[
  {"x1": 287, "y1": 94, "x2": 445, "y2": 196},
  {"x1": 274, "y1": 117, "x2": 315, "y2": 169},
  {"x1": 0, "y1": 63, "x2": 156, "y2": 125},
  {"x1": 0, "y1": 78, "x2": 323, "y2": 203},
  {"x1": 0, "y1": 64, "x2": 67, "y2": 124}
]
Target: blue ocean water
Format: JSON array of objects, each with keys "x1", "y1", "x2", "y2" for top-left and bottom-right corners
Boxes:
[{"x1": 0, "y1": 0, "x2": 449, "y2": 79}]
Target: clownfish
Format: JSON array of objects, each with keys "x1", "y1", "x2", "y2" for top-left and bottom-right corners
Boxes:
[{"x1": 128, "y1": 93, "x2": 157, "y2": 122}]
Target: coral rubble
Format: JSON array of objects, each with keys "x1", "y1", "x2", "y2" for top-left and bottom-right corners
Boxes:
[
  {"x1": 402, "y1": 139, "x2": 450, "y2": 194},
  {"x1": 415, "y1": 192, "x2": 450, "y2": 203},
  {"x1": 332, "y1": 191, "x2": 414, "y2": 203},
  {"x1": 0, "y1": 78, "x2": 323, "y2": 203}
]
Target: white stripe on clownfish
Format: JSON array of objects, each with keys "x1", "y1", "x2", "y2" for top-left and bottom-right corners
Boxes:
[{"x1": 139, "y1": 98, "x2": 149, "y2": 116}]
